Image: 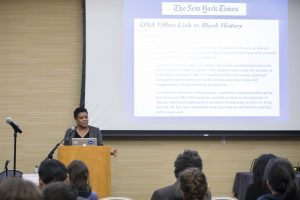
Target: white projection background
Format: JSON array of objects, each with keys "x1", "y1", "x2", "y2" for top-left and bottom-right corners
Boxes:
[{"x1": 84, "y1": 0, "x2": 300, "y2": 135}]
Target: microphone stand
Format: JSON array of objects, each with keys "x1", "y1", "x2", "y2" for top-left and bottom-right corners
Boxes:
[
  {"x1": 13, "y1": 130, "x2": 17, "y2": 176},
  {"x1": 4, "y1": 160, "x2": 9, "y2": 177},
  {"x1": 45, "y1": 130, "x2": 73, "y2": 160},
  {"x1": 46, "y1": 138, "x2": 64, "y2": 160}
]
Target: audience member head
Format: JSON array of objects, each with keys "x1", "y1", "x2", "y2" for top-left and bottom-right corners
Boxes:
[
  {"x1": 67, "y1": 160, "x2": 91, "y2": 192},
  {"x1": 73, "y1": 107, "x2": 88, "y2": 119},
  {"x1": 43, "y1": 182, "x2": 77, "y2": 200},
  {"x1": 264, "y1": 158, "x2": 300, "y2": 200},
  {"x1": 0, "y1": 177, "x2": 43, "y2": 200},
  {"x1": 174, "y1": 149, "x2": 203, "y2": 178},
  {"x1": 38, "y1": 159, "x2": 68, "y2": 189},
  {"x1": 179, "y1": 167, "x2": 208, "y2": 200},
  {"x1": 253, "y1": 154, "x2": 277, "y2": 185}
]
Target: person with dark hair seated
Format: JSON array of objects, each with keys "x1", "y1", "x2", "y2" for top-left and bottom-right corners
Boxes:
[
  {"x1": 151, "y1": 149, "x2": 211, "y2": 200},
  {"x1": 67, "y1": 160, "x2": 98, "y2": 200},
  {"x1": 179, "y1": 167, "x2": 208, "y2": 200},
  {"x1": 257, "y1": 158, "x2": 300, "y2": 200},
  {"x1": 38, "y1": 159, "x2": 68, "y2": 189},
  {"x1": 38, "y1": 159, "x2": 87, "y2": 200},
  {"x1": 43, "y1": 182, "x2": 77, "y2": 200},
  {"x1": 245, "y1": 154, "x2": 277, "y2": 200},
  {"x1": 0, "y1": 177, "x2": 43, "y2": 200}
]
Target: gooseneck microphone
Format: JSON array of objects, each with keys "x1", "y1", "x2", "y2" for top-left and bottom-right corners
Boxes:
[
  {"x1": 5, "y1": 117, "x2": 22, "y2": 133},
  {"x1": 65, "y1": 126, "x2": 75, "y2": 144},
  {"x1": 45, "y1": 126, "x2": 75, "y2": 160}
]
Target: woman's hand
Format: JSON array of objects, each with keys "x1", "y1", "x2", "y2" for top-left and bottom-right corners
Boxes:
[{"x1": 110, "y1": 149, "x2": 118, "y2": 157}]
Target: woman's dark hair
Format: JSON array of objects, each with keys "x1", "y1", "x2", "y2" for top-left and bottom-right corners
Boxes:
[
  {"x1": 179, "y1": 167, "x2": 208, "y2": 200},
  {"x1": 253, "y1": 154, "x2": 277, "y2": 185},
  {"x1": 264, "y1": 158, "x2": 300, "y2": 200},
  {"x1": 67, "y1": 160, "x2": 91, "y2": 192},
  {"x1": 73, "y1": 107, "x2": 88, "y2": 119},
  {"x1": 174, "y1": 149, "x2": 203, "y2": 178}
]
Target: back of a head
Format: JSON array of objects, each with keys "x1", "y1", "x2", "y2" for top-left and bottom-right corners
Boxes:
[
  {"x1": 43, "y1": 182, "x2": 77, "y2": 200},
  {"x1": 253, "y1": 154, "x2": 277, "y2": 185},
  {"x1": 174, "y1": 149, "x2": 203, "y2": 178},
  {"x1": 38, "y1": 159, "x2": 67, "y2": 185},
  {"x1": 0, "y1": 177, "x2": 43, "y2": 200},
  {"x1": 179, "y1": 167, "x2": 208, "y2": 200},
  {"x1": 264, "y1": 158, "x2": 300, "y2": 200},
  {"x1": 67, "y1": 160, "x2": 91, "y2": 191}
]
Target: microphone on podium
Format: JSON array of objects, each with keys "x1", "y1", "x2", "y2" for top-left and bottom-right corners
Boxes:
[
  {"x1": 45, "y1": 126, "x2": 75, "y2": 160},
  {"x1": 65, "y1": 126, "x2": 75, "y2": 143},
  {"x1": 5, "y1": 117, "x2": 22, "y2": 134}
]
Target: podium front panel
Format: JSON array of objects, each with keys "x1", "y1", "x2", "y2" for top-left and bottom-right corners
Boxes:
[{"x1": 57, "y1": 146, "x2": 111, "y2": 198}]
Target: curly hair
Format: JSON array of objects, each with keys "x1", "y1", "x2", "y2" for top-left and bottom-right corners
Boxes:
[
  {"x1": 174, "y1": 149, "x2": 203, "y2": 178},
  {"x1": 179, "y1": 167, "x2": 208, "y2": 200}
]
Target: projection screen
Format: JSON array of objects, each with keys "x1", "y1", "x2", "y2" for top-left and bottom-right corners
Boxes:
[{"x1": 83, "y1": 0, "x2": 300, "y2": 136}]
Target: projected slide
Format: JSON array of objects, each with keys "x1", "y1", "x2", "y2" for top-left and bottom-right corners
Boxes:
[
  {"x1": 134, "y1": 18, "x2": 279, "y2": 117},
  {"x1": 128, "y1": 1, "x2": 284, "y2": 118}
]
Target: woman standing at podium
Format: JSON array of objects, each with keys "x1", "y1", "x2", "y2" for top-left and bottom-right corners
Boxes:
[{"x1": 63, "y1": 107, "x2": 103, "y2": 146}]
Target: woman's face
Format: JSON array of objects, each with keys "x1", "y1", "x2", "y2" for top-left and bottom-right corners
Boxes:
[{"x1": 75, "y1": 112, "x2": 89, "y2": 128}]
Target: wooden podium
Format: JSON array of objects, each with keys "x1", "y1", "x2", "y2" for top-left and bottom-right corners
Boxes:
[{"x1": 57, "y1": 146, "x2": 111, "y2": 198}]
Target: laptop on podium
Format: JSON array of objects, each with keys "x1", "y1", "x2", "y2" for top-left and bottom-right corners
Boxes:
[{"x1": 71, "y1": 138, "x2": 97, "y2": 146}]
